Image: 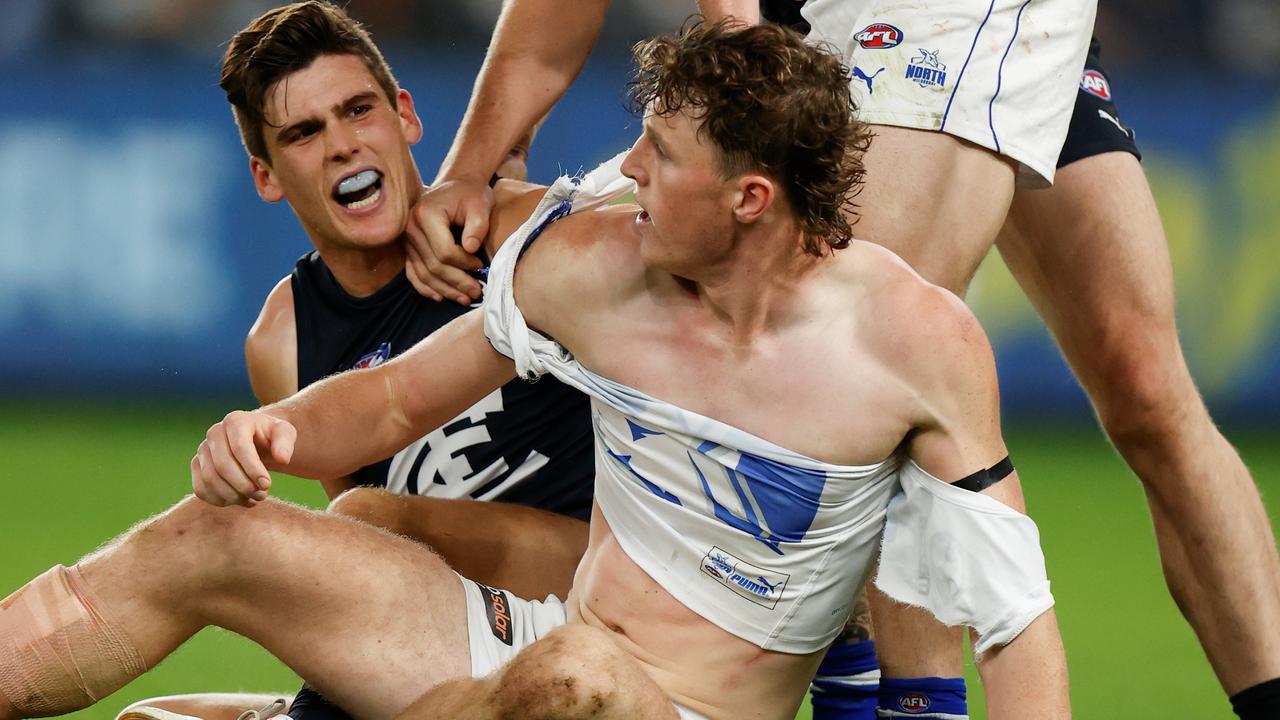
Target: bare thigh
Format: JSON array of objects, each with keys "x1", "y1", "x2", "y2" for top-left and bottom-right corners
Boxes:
[
  {"x1": 81, "y1": 497, "x2": 472, "y2": 720},
  {"x1": 995, "y1": 151, "x2": 1186, "y2": 410},
  {"x1": 329, "y1": 489, "x2": 589, "y2": 600},
  {"x1": 853, "y1": 125, "x2": 1017, "y2": 296}
]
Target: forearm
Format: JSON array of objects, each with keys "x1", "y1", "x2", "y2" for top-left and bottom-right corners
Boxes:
[
  {"x1": 436, "y1": 0, "x2": 609, "y2": 184},
  {"x1": 976, "y1": 611, "x2": 1071, "y2": 718},
  {"x1": 261, "y1": 362, "x2": 420, "y2": 480},
  {"x1": 261, "y1": 312, "x2": 517, "y2": 481}
]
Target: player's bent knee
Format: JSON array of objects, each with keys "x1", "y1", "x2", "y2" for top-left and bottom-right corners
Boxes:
[
  {"x1": 1091, "y1": 348, "x2": 1196, "y2": 447},
  {"x1": 131, "y1": 496, "x2": 301, "y2": 580},
  {"x1": 494, "y1": 625, "x2": 659, "y2": 719}
]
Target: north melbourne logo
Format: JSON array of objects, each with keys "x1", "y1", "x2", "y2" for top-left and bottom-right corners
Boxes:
[
  {"x1": 700, "y1": 546, "x2": 789, "y2": 610},
  {"x1": 905, "y1": 49, "x2": 947, "y2": 89}
]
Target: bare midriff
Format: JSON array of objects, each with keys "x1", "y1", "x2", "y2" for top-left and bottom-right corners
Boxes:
[{"x1": 564, "y1": 504, "x2": 825, "y2": 720}]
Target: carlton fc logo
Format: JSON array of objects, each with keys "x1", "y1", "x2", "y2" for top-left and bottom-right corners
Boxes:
[
  {"x1": 905, "y1": 49, "x2": 947, "y2": 89},
  {"x1": 854, "y1": 23, "x2": 902, "y2": 49}
]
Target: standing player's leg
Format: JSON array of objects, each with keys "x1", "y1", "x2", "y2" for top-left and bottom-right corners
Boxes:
[
  {"x1": 798, "y1": 0, "x2": 1093, "y2": 715},
  {"x1": 853, "y1": 127, "x2": 1016, "y2": 295},
  {"x1": 996, "y1": 150, "x2": 1280, "y2": 710},
  {"x1": 0, "y1": 496, "x2": 472, "y2": 720}
]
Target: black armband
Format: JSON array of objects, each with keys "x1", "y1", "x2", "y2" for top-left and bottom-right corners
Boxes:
[{"x1": 950, "y1": 455, "x2": 1014, "y2": 493}]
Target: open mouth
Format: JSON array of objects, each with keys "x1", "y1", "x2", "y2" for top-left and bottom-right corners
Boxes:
[{"x1": 333, "y1": 169, "x2": 384, "y2": 210}]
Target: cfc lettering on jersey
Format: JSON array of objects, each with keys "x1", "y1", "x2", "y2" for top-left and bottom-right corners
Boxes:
[
  {"x1": 382, "y1": 389, "x2": 551, "y2": 498},
  {"x1": 480, "y1": 585, "x2": 514, "y2": 646},
  {"x1": 700, "y1": 546, "x2": 790, "y2": 610}
]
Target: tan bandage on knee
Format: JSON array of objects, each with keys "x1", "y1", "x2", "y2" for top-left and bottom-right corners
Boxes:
[{"x1": 0, "y1": 565, "x2": 148, "y2": 715}]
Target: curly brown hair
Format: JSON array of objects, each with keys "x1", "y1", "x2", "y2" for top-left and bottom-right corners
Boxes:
[
  {"x1": 220, "y1": 1, "x2": 399, "y2": 163},
  {"x1": 629, "y1": 20, "x2": 872, "y2": 256}
]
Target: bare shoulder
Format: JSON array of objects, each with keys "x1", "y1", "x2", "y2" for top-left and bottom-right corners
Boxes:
[
  {"x1": 842, "y1": 240, "x2": 995, "y2": 404},
  {"x1": 486, "y1": 178, "x2": 549, "y2": 257},
  {"x1": 514, "y1": 203, "x2": 645, "y2": 339},
  {"x1": 245, "y1": 276, "x2": 298, "y2": 405}
]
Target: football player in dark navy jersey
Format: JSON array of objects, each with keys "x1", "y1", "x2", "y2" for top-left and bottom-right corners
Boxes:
[
  {"x1": 279, "y1": 247, "x2": 593, "y2": 519},
  {"x1": 115, "y1": 4, "x2": 593, "y2": 720}
]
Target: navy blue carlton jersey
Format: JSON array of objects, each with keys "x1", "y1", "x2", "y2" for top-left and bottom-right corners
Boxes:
[
  {"x1": 290, "y1": 251, "x2": 594, "y2": 520},
  {"x1": 760, "y1": 0, "x2": 809, "y2": 32}
]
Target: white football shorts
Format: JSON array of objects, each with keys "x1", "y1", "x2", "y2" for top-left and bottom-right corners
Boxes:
[
  {"x1": 459, "y1": 576, "x2": 710, "y2": 719},
  {"x1": 802, "y1": 0, "x2": 1097, "y2": 186}
]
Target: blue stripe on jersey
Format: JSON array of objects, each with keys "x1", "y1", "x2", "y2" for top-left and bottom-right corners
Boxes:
[
  {"x1": 693, "y1": 441, "x2": 828, "y2": 555},
  {"x1": 940, "y1": 0, "x2": 998, "y2": 132},
  {"x1": 988, "y1": 0, "x2": 1034, "y2": 152}
]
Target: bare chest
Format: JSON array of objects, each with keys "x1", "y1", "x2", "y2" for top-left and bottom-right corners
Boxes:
[{"x1": 571, "y1": 316, "x2": 911, "y2": 465}]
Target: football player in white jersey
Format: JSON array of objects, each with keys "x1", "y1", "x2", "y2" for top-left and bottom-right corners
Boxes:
[
  {"x1": 406, "y1": 2, "x2": 1280, "y2": 718},
  {"x1": 0, "y1": 21, "x2": 1070, "y2": 720}
]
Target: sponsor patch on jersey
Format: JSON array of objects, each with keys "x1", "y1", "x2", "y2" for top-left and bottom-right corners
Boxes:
[
  {"x1": 479, "y1": 584, "x2": 514, "y2": 646},
  {"x1": 855, "y1": 23, "x2": 903, "y2": 49},
  {"x1": 897, "y1": 692, "x2": 931, "y2": 713},
  {"x1": 351, "y1": 341, "x2": 391, "y2": 370},
  {"x1": 1080, "y1": 69, "x2": 1111, "y2": 100},
  {"x1": 700, "y1": 546, "x2": 789, "y2": 610},
  {"x1": 905, "y1": 49, "x2": 947, "y2": 89},
  {"x1": 853, "y1": 66, "x2": 886, "y2": 95}
]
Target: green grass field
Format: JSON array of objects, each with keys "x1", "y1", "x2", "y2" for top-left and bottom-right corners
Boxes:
[{"x1": 2, "y1": 400, "x2": 1276, "y2": 719}]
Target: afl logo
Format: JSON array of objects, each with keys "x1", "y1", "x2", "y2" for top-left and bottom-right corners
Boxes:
[
  {"x1": 1080, "y1": 69, "x2": 1112, "y2": 101},
  {"x1": 898, "y1": 692, "x2": 931, "y2": 713},
  {"x1": 855, "y1": 23, "x2": 903, "y2": 49}
]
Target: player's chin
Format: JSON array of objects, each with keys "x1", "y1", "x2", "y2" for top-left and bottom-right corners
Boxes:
[{"x1": 334, "y1": 205, "x2": 406, "y2": 243}]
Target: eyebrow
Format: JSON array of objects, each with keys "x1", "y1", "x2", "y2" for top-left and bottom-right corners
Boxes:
[{"x1": 274, "y1": 90, "x2": 382, "y2": 143}]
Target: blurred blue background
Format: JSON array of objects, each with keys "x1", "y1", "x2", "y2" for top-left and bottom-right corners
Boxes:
[{"x1": 0, "y1": 0, "x2": 1277, "y2": 424}]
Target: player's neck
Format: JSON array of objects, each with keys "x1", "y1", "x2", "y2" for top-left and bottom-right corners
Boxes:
[
  {"x1": 682, "y1": 225, "x2": 824, "y2": 343},
  {"x1": 318, "y1": 242, "x2": 407, "y2": 298}
]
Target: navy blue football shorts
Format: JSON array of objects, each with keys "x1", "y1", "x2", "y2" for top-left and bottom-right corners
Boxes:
[{"x1": 1057, "y1": 37, "x2": 1142, "y2": 169}]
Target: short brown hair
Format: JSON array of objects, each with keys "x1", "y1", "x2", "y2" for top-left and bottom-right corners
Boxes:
[
  {"x1": 221, "y1": 1, "x2": 399, "y2": 162},
  {"x1": 629, "y1": 20, "x2": 872, "y2": 256}
]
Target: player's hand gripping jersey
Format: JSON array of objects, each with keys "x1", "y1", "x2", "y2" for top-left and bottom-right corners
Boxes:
[{"x1": 482, "y1": 154, "x2": 1054, "y2": 654}]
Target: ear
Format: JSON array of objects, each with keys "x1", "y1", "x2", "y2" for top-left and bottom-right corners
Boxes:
[
  {"x1": 250, "y1": 155, "x2": 284, "y2": 203},
  {"x1": 731, "y1": 173, "x2": 776, "y2": 226},
  {"x1": 396, "y1": 89, "x2": 424, "y2": 145}
]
